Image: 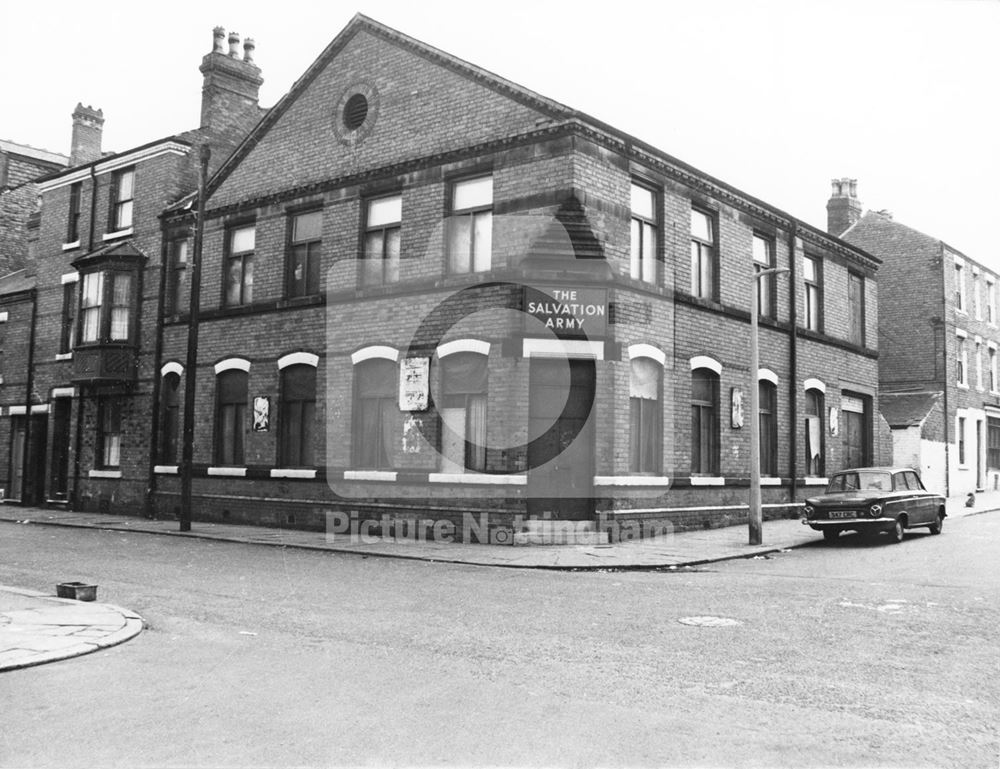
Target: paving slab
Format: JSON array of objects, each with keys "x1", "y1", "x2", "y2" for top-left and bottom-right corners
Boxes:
[{"x1": 0, "y1": 586, "x2": 144, "y2": 672}]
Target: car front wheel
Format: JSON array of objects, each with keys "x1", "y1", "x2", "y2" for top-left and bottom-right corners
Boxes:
[
  {"x1": 822, "y1": 529, "x2": 839, "y2": 543},
  {"x1": 889, "y1": 518, "x2": 905, "y2": 544},
  {"x1": 929, "y1": 513, "x2": 944, "y2": 535}
]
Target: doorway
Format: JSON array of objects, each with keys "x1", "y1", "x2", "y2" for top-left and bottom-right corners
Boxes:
[{"x1": 526, "y1": 358, "x2": 595, "y2": 519}]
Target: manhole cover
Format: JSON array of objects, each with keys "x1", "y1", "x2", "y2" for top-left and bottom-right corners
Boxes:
[{"x1": 678, "y1": 616, "x2": 742, "y2": 627}]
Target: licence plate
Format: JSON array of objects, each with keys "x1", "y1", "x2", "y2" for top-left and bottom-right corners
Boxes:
[{"x1": 828, "y1": 510, "x2": 856, "y2": 519}]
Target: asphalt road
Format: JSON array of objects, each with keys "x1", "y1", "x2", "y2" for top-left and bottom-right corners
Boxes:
[{"x1": 0, "y1": 512, "x2": 997, "y2": 768}]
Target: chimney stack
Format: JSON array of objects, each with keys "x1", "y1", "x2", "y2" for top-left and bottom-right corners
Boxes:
[
  {"x1": 826, "y1": 177, "x2": 862, "y2": 237},
  {"x1": 199, "y1": 26, "x2": 263, "y2": 134},
  {"x1": 70, "y1": 103, "x2": 104, "y2": 166}
]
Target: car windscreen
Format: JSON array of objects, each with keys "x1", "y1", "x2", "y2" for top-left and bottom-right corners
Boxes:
[{"x1": 827, "y1": 471, "x2": 891, "y2": 492}]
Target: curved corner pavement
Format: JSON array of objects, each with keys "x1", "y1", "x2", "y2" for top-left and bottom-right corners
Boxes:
[{"x1": 0, "y1": 586, "x2": 143, "y2": 672}]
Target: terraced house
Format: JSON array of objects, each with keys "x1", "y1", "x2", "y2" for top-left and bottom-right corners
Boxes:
[{"x1": 3, "y1": 16, "x2": 888, "y2": 541}]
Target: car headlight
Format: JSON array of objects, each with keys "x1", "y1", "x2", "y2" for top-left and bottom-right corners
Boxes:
[{"x1": 869, "y1": 504, "x2": 882, "y2": 517}]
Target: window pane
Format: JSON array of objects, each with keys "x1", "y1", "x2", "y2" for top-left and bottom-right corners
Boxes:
[
  {"x1": 293, "y1": 211, "x2": 322, "y2": 242},
  {"x1": 630, "y1": 357, "x2": 659, "y2": 400},
  {"x1": 642, "y1": 222, "x2": 657, "y2": 283},
  {"x1": 243, "y1": 257, "x2": 253, "y2": 303},
  {"x1": 82, "y1": 272, "x2": 103, "y2": 308},
  {"x1": 467, "y1": 394, "x2": 487, "y2": 471},
  {"x1": 116, "y1": 200, "x2": 133, "y2": 230},
  {"x1": 117, "y1": 169, "x2": 134, "y2": 200},
  {"x1": 803, "y1": 256, "x2": 816, "y2": 282},
  {"x1": 384, "y1": 228, "x2": 401, "y2": 284},
  {"x1": 82, "y1": 307, "x2": 100, "y2": 342},
  {"x1": 630, "y1": 218, "x2": 642, "y2": 280},
  {"x1": 231, "y1": 226, "x2": 255, "y2": 253},
  {"x1": 753, "y1": 235, "x2": 770, "y2": 265},
  {"x1": 472, "y1": 211, "x2": 492, "y2": 272},
  {"x1": 448, "y1": 216, "x2": 472, "y2": 273},
  {"x1": 691, "y1": 209, "x2": 712, "y2": 242},
  {"x1": 367, "y1": 195, "x2": 402, "y2": 227},
  {"x1": 453, "y1": 177, "x2": 492, "y2": 210},
  {"x1": 630, "y1": 183, "x2": 654, "y2": 219},
  {"x1": 226, "y1": 258, "x2": 243, "y2": 305},
  {"x1": 110, "y1": 308, "x2": 129, "y2": 340}
]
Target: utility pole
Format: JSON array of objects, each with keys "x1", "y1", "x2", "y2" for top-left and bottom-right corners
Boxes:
[
  {"x1": 749, "y1": 266, "x2": 789, "y2": 545},
  {"x1": 179, "y1": 144, "x2": 210, "y2": 531}
]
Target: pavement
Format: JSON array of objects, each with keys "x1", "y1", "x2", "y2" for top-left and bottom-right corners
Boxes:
[{"x1": 0, "y1": 490, "x2": 996, "y2": 672}]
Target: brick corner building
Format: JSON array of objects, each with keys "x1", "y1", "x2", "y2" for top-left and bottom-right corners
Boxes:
[{"x1": 3, "y1": 16, "x2": 886, "y2": 542}]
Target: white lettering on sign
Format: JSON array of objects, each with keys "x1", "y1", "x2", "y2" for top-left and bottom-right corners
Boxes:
[{"x1": 526, "y1": 288, "x2": 608, "y2": 333}]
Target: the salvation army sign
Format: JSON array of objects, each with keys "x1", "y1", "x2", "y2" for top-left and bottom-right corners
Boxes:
[{"x1": 524, "y1": 286, "x2": 608, "y2": 337}]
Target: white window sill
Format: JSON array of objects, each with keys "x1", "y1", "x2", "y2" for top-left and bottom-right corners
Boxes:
[
  {"x1": 957, "y1": 383, "x2": 970, "y2": 390},
  {"x1": 270, "y1": 468, "x2": 317, "y2": 479},
  {"x1": 102, "y1": 227, "x2": 133, "y2": 242},
  {"x1": 592, "y1": 475, "x2": 672, "y2": 486},
  {"x1": 62, "y1": 240, "x2": 80, "y2": 251},
  {"x1": 803, "y1": 477, "x2": 829, "y2": 486},
  {"x1": 88, "y1": 470, "x2": 122, "y2": 479},
  {"x1": 760, "y1": 477, "x2": 784, "y2": 486},
  {"x1": 343, "y1": 470, "x2": 396, "y2": 482},
  {"x1": 154, "y1": 465, "x2": 179, "y2": 475},
  {"x1": 55, "y1": 353, "x2": 73, "y2": 361},
  {"x1": 687, "y1": 476, "x2": 725, "y2": 486},
  {"x1": 207, "y1": 467, "x2": 247, "y2": 477},
  {"x1": 428, "y1": 473, "x2": 526, "y2": 485}
]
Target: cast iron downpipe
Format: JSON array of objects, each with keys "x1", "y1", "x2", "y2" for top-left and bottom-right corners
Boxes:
[{"x1": 788, "y1": 224, "x2": 799, "y2": 502}]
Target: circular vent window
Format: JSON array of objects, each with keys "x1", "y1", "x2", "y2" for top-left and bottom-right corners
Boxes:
[
  {"x1": 343, "y1": 93, "x2": 369, "y2": 130},
  {"x1": 333, "y1": 83, "x2": 379, "y2": 148}
]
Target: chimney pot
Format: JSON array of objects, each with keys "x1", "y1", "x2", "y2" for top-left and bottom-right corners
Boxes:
[
  {"x1": 228, "y1": 31, "x2": 241, "y2": 57},
  {"x1": 243, "y1": 37, "x2": 255, "y2": 63},
  {"x1": 70, "y1": 102, "x2": 105, "y2": 166},
  {"x1": 212, "y1": 26, "x2": 226, "y2": 53},
  {"x1": 826, "y1": 177, "x2": 862, "y2": 237}
]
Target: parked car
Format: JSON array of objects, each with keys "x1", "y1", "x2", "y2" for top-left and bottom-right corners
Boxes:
[{"x1": 801, "y1": 467, "x2": 946, "y2": 543}]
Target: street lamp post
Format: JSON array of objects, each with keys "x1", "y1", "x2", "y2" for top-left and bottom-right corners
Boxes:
[{"x1": 749, "y1": 266, "x2": 790, "y2": 545}]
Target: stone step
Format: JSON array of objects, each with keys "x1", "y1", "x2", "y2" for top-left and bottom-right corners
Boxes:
[{"x1": 513, "y1": 520, "x2": 609, "y2": 546}]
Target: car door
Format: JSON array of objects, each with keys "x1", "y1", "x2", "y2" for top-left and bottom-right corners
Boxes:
[{"x1": 904, "y1": 470, "x2": 930, "y2": 523}]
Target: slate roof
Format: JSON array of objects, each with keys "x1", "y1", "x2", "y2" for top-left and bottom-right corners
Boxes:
[{"x1": 879, "y1": 391, "x2": 942, "y2": 428}]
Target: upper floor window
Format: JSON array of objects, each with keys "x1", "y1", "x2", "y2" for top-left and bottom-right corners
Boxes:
[
  {"x1": 848, "y1": 272, "x2": 865, "y2": 346},
  {"x1": 60, "y1": 282, "x2": 76, "y2": 355},
  {"x1": 79, "y1": 269, "x2": 134, "y2": 344},
  {"x1": 957, "y1": 333, "x2": 968, "y2": 386},
  {"x1": 803, "y1": 255, "x2": 822, "y2": 332},
  {"x1": 955, "y1": 262, "x2": 966, "y2": 312},
  {"x1": 362, "y1": 195, "x2": 402, "y2": 287},
  {"x1": 109, "y1": 167, "x2": 134, "y2": 232},
  {"x1": 753, "y1": 233, "x2": 775, "y2": 318},
  {"x1": 990, "y1": 346, "x2": 999, "y2": 392},
  {"x1": 988, "y1": 279, "x2": 997, "y2": 324},
  {"x1": 0, "y1": 315, "x2": 6, "y2": 385},
  {"x1": 225, "y1": 224, "x2": 255, "y2": 307},
  {"x1": 67, "y1": 182, "x2": 82, "y2": 243},
  {"x1": 165, "y1": 238, "x2": 189, "y2": 316},
  {"x1": 690, "y1": 208, "x2": 715, "y2": 300},
  {"x1": 448, "y1": 176, "x2": 492, "y2": 273},
  {"x1": 630, "y1": 183, "x2": 658, "y2": 284},
  {"x1": 288, "y1": 210, "x2": 323, "y2": 297},
  {"x1": 279, "y1": 364, "x2": 317, "y2": 467},
  {"x1": 973, "y1": 273, "x2": 982, "y2": 320}
]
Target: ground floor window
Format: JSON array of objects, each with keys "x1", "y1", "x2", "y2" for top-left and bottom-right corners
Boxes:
[
  {"x1": 353, "y1": 358, "x2": 397, "y2": 469},
  {"x1": 759, "y1": 381, "x2": 778, "y2": 476},
  {"x1": 987, "y1": 417, "x2": 1000, "y2": 470},
  {"x1": 215, "y1": 370, "x2": 247, "y2": 465},
  {"x1": 630, "y1": 357, "x2": 662, "y2": 473},
  {"x1": 279, "y1": 364, "x2": 317, "y2": 467},
  {"x1": 439, "y1": 352, "x2": 488, "y2": 473},
  {"x1": 805, "y1": 388, "x2": 824, "y2": 476},
  {"x1": 690, "y1": 368, "x2": 718, "y2": 474},
  {"x1": 98, "y1": 397, "x2": 122, "y2": 468}
]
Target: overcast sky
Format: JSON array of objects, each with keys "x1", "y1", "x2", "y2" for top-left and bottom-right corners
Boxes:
[{"x1": 3, "y1": 0, "x2": 997, "y2": 268}]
